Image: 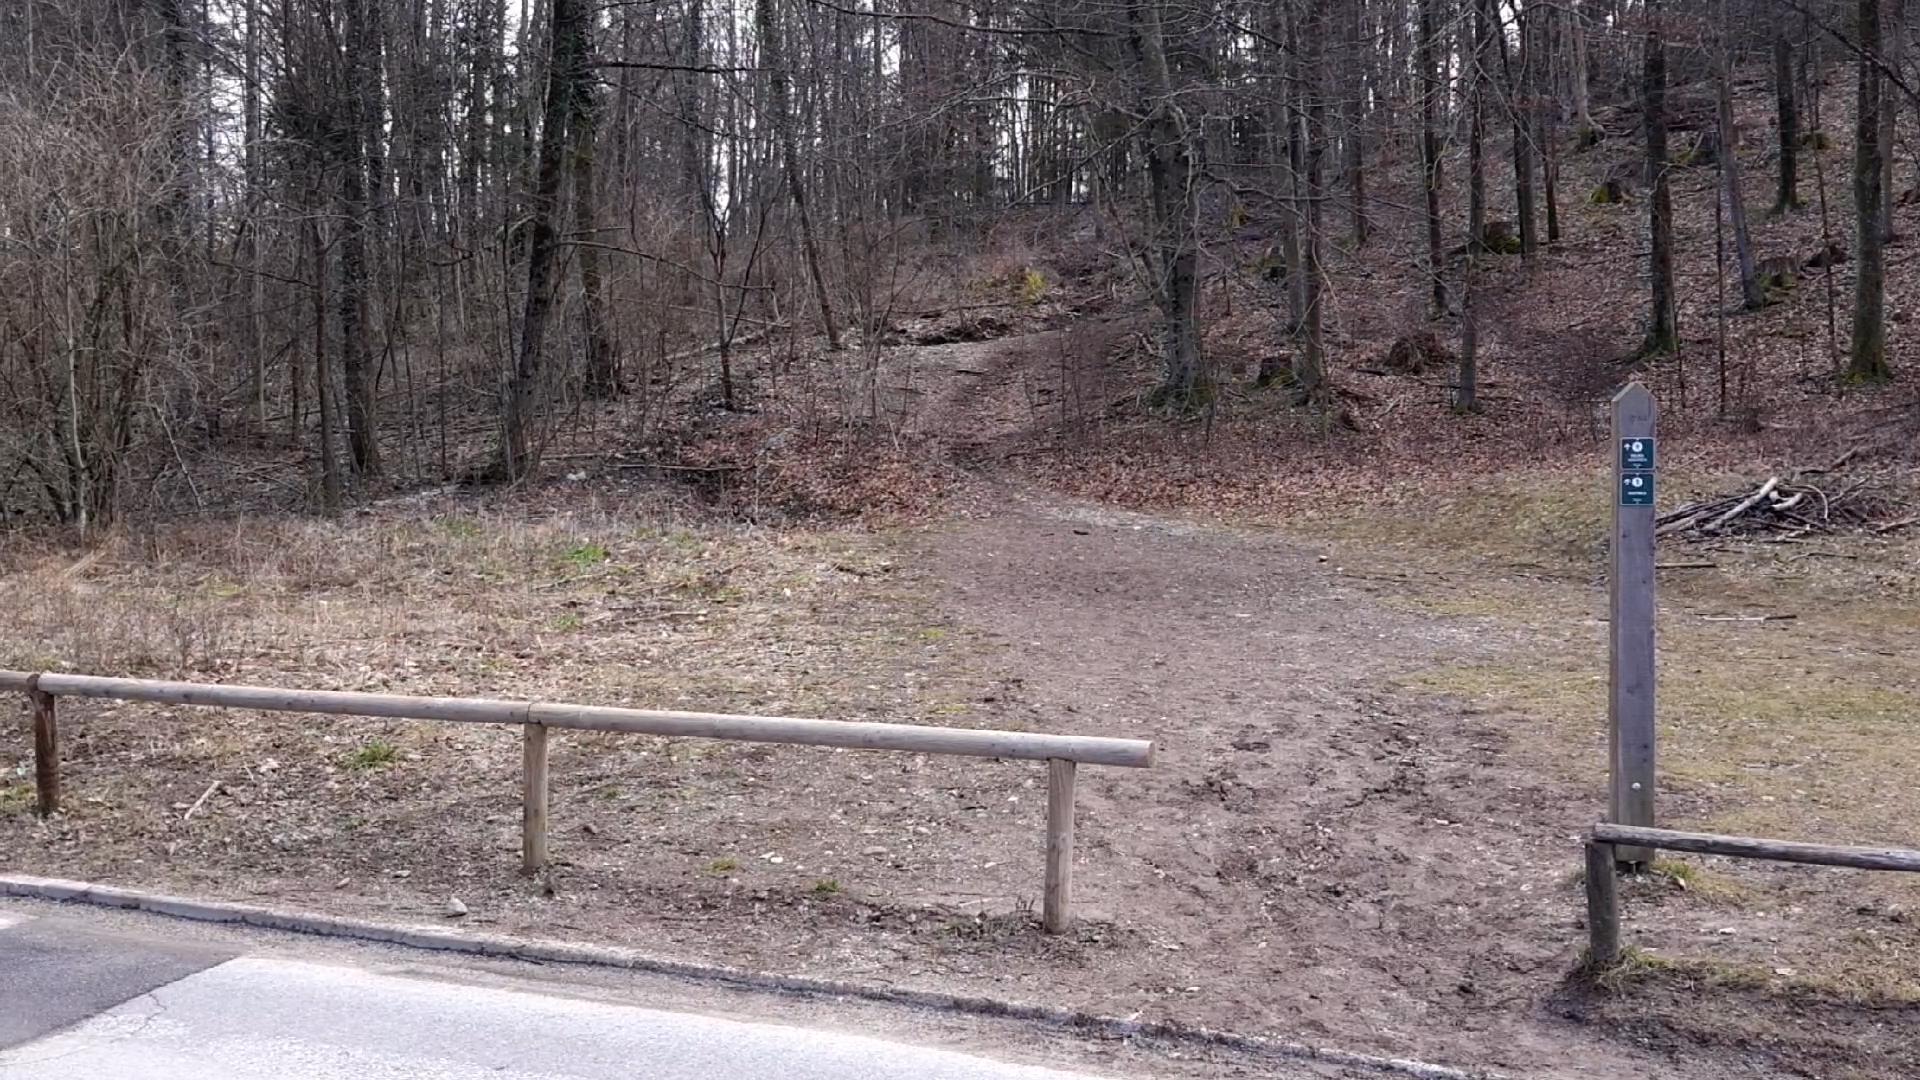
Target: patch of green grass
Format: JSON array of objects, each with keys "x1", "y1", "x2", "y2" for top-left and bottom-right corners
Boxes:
[
  {"x1": 810, "y1": 878, "x2": 843, "y2": 897},
  {"x1": 562, "y1": 542, "x2": 610, "y2": 569},
  {"x1": 344, "y1": 740, "x2": 401, "y2": 770},
  {"x1": 550, "y1": 613, "x2": 583, "y2": 632},
  {"x1": 1593, "y1": 948, "x2": 1920, "y2": 1006},
  {"x1": 1019, "y1": 267, "x2": 1048, "y2": 305},
  {"x1": 1588, "y1": 945, "x2": 1679, "y2": 990},
  {"x1": 1641, "y1": 859, "x2": 1754, "y2": 905},
  {"x1": 0, "y1": 782, "x2": 35, "y2": 815},
  {"x1": 706, "y1": 857, "x2": 738, "y2": 874}
]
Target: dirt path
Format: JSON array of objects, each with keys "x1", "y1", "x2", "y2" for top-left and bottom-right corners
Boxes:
[{"x1": 921, "y1": 489, "x2": 1758, "y2": 1077}]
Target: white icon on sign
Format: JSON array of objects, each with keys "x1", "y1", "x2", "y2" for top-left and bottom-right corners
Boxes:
[
  {"x1": 1630, "y1": 441, "x2": 1643, "y2": 452},
  {"x1": 1628, "y1": 477, "x2": 1644, "y2": 487}
]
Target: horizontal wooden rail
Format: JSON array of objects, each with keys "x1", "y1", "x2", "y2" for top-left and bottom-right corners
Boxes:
[
  {"x1": 19, "y1": 673, "x2": 1153, "y2": 768},
  {"x1": 1584, "y1": 825, "x2": 1920, "y2": 968},
  {"x1": 1592, "y1": 823, "x2": 1920, "y2": 872},
  {"x1": 5, "y1": 670, "x2": 1155, "y2": 933}
]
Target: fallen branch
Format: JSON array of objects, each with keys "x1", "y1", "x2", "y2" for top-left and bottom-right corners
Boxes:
[
  {"x1": 183, "y1": 779, "x2": 221, "y2": 821},
  {"x1": 1706, "y1": 477, "x2": 1781, "y2": 532}
]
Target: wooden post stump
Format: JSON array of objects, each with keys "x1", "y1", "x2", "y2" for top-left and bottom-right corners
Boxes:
[
  {"x1": 522, "y1": 722, "x2": 550, "y2": 875},
  {"x1": 1043, "y1": 758, "x2": 1076, "y2": 933},
  {"x1": 29, "y1": 685, "x2": 57, "y2": 818},
  {"x1": 1585, "y1": 840, "x2": 1621, "y2": 969}
]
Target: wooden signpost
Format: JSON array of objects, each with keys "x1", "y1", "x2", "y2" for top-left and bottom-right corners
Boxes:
[{"x1": 1609, "y1": 383, "x2": 1657, "y2": 866}]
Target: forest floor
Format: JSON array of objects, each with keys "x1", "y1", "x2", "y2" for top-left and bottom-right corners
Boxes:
[{"x1": 5, "y1": 319, "x2": 1920, "y2": 1078}]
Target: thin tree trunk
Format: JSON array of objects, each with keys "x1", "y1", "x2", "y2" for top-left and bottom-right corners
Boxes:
[
  {"x1": 572, "y1": 50, "x2": 622, "y2": 399},
  {"x1": 1292, "y1": 1, "x2": 1328, "y2": 403},
  {"x1": 1641, "y1": 0, "x2": 1679, "y2": 357},
  {"x1": 1536, "y1": 0, "x2": 1561, "y2": 243},
  {"x1": 1812, "y1": 57, "x2": 1842, "y2": 376},
  {"x1": 1851, "y1": 0, "x2": 1893, "y2": 382},
  {"x1": 245, "y1": 0, "x2": 266, "y2": 428},
  {"x1": 1571, "y1": 0, "x2": 1598, "y2": 144},
  {"x1": 1420, "y1": 0, "x2": 1448, "y2": 314},
  {"x1": 338, "y1": 0, "x2": 381, "y2": 478},
  {"x1": 496, "y1": 0, "x2": 588, "y2": 478},
  {"x1": 1468, "y1": 0, "x2": 1490, "y2": 251},
  {"x1": 1135, "y1": 0, "x2": 1204, "y2": 403},
  {"x1": 1773, "y1": 34, "x2": 1802, "y2": 213},
  {"x1": 1719, "y1": 33, "x2": 1764, "y2": 310},
  {"x1": 1344, "y1": 0, "x2": 1369, "y2": 247},
  {"x1": 311, "y1": 208, "x2": 341, "y2": 516},
  {"x1": 1284, "y1": 50, "x2": 1307, "y2": 336},
  {"x1": 1881, "y1": 0, "x2": 1904, "y2": 241},
  {"x1": 1501, "y1": 0, "x2": 1537, "y2": 255},
  {"x1": 1461, "y1": 0, "x2": 1487, "y2": 410},
  {"x1": 757, "y1": 0, "x2": 842, "y2": 351}
]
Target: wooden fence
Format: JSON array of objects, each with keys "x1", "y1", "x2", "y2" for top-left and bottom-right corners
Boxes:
[
  {"x1": 1583, "y1": 823, "x2": 1920, "y2": 967},
  {"x1": 2, "y1": 670, "x2": 1153, "y2": 933}
]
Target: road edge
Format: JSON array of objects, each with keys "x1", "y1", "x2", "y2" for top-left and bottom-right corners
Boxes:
[{"x1": 0, "y1": 873, "x2": 1495, "y2": 1080}]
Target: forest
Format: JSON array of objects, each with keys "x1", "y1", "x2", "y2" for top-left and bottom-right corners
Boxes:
[
  {"x1": 0, "y1": 0, "x2": 1913, "y2": 525},
  {"x1": 3, "y1": 1, "x2": 1920, "y2": 1077}
]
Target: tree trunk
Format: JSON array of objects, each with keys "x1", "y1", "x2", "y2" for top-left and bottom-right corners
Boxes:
[
  {"x1": 495, "y1": 0, "x2": 588, "y2": 479},
  {"x1": 1468, "y1": 0, "x2": 1490, "y2": 252},
  {"x1": 245, "y1": 0, "x2": 266, "y2": 427},
  {"x1": 1773, "y1": 34, "x2": 1801, "y2": 214},
  {"x1": 1881, "y1": 0, "x2": 1904, "y2": 241},
  {"x1": 757, "y1": 0, "x2": 842, "y2": 351},
  {"x1": 1134, "y1": 0, "x2": 1205, "y2": 404},
  {"x1": 311, "y1": 207, "x2": 341, "y2": 516},
  {"x1": 1284, "y1": 58, "x2": 1307, "y2": 337},
  {"x1": 1641, "y1": 0, "x2": 1679, "y2": 357},
  {"x1": 1293, "y1": 2, "x2": 1329, "y2": 404},
  {"x1": 338, "y1": 0, "x2": 381, "y2": 478},
  {"x1": 1719, "y1": 38, "x2": 1764, "y2": 310},
  {"x1": 1571, "y1": 0, "x2": 1598, "y2": 144},
  {"x1": 1420, "y1": 0, "x2": 1448, "y2": 314},
  {"x1": 572, "y1": 46, "x2": 622, "y2": 399},
  {"x1": 1461, "y1": 0, "x2": 1487, "y2": 410},
  {"x1": 1500, "y1": 0, "x2": 1537, "y2": 255},
  {"x1": 1851, "y1": 0, "x2": 1893, "y2": 382},
  {"x1": 1535, "y1": 0, "x2": 1561, "y2": 243},
  {"x1": 1344, "y1": 0, "x2": 1369, "y2": 247}
]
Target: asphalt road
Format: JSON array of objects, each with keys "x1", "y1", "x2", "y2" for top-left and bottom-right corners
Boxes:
[{"x1": 0, "y1": 910, "x2": 1107, "y2": 1080}]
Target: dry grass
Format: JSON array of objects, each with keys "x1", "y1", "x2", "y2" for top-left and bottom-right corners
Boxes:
[
  {"x1": 1294, "y1": 466, "x2": 1920, "y2": 1001},
  {"x1": 0, "y1": 492, "x2": 1030, "y2": 928}
]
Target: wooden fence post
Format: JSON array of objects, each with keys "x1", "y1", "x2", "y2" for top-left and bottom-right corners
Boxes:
[
  {"x1": 1609, "y1": 383, "x2": 1658, "y2": 866},
  {"x1": 1585, "y1": 840, "x2": 1621, "y2": 969},
  {"x1": 29, "y1": 683, "x2": 57, "y2": 818},
  {"x1": 522, "y1": 722, "x2": 549, "y2": 875},
  {"x1": 1043, "y1": 758, "x2": 1076, "y2": 933}
]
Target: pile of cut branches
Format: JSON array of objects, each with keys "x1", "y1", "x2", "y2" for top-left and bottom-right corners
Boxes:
[{"x1": 1658, "y1": 454, "x2": 1915, "y2": 541}]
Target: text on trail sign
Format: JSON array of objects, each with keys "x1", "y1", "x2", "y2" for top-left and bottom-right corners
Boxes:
[
  {"x1": 1620, "y1": 471, "x2": 1655, "y2": 506},
  {"x1": 1620, "y1": 437, "x2": 1656, "y2": 471}
]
